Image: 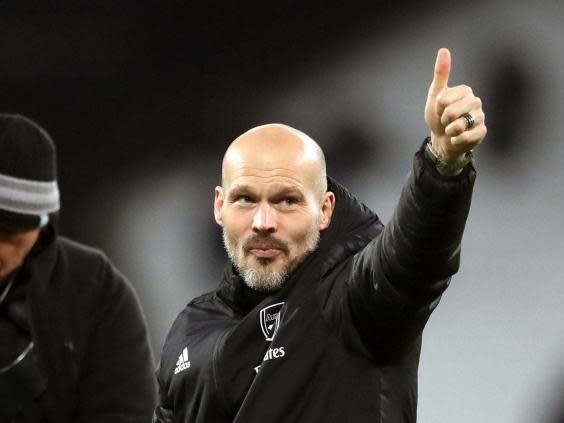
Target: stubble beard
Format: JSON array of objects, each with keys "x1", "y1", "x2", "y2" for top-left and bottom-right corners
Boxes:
[{"x1": 222, "y1": 223, "x2": 320, "y2": 292}]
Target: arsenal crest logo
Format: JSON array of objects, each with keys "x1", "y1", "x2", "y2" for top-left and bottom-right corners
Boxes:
[{"x1": 259, "y1": 302, "x2": 284, "y2": 341}]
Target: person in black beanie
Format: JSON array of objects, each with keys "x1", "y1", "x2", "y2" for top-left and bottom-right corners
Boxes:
[{"x1": 0, "y1": 114, "x2": 157, "y2": 422}]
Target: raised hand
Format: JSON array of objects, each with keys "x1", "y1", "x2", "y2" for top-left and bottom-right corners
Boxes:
[{"x1": 425, "y1": 48, "x2": 486, "y2": 164}]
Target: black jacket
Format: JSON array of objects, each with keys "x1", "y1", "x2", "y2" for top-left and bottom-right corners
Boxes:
[
  {"x1": 154, "y1": 145, "x2": 476, "y2": 422},
  {"x1": 1, "y1": 228, "x2": 157, "y2": 422}
]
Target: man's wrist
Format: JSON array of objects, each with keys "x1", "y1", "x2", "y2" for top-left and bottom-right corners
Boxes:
[{"x1": 424, "y1": 138, "x2": 473, "y2": 176}]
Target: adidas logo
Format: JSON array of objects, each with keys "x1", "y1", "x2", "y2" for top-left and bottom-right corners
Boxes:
[{"x1": 174, "y1": 347, "x2": 191, "y2": 374}]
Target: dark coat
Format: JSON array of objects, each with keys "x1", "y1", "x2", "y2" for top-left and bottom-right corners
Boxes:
[
  {"x1": 16, "y1": 230, "x2": 157, "y2": 422},
  {"x1": 153, "y1": 144, "x2": 476, "y2": 422}
]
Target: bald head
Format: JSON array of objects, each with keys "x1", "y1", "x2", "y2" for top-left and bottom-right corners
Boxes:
[
  {"x1": 215, "y1": 124, "x2": 335, "y2": 291},
  {"x1": 222, "y1": 123, "x2": 327, "y2": 199}
]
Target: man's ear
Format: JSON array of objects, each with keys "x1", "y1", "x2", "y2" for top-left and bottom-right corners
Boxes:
[
  {"x1": 214, "y1": 186, "x2": 224, "y2": 226},
  {"x1": 318, "y1": 191, "x2": 335, "y2": 231}
]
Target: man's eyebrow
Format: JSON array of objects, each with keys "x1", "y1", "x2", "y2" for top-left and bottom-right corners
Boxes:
[
  {"x1": 226, "y1": 185, "x2": 256, "y2": 199},
  {"x1": 227, "y1": 184, "x2": 305, "y2": 197},
  {"x1": 272, "y1": 186, "x2": 305, "y2": 197},
  {"x1": 228, "y1": 184, "x2": 254, "y2": 194}
]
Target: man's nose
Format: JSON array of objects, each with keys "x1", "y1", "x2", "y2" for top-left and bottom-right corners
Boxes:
[{"x1": 252, "y1": 204, "x2": 277, "y2": 233}]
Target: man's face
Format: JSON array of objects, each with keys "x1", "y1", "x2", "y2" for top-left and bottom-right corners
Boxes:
[
  {"x1": 214, "y1": 126, "x2": 334, "y2": 292},
  {"x1": 219, "y1": 178, "x2": 322, "y2": 292},
  {"x1": 0, "y1": 227, "x2": 40, "y2": 282}
]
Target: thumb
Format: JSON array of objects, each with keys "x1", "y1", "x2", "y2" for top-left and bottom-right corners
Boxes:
[{"x1": 429, "y1": 48, "x2": 451, "y2": 95}]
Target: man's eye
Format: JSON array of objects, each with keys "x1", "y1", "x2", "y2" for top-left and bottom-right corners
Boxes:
[
  {"x1": 236, "y1": 196, "x2": 253, "y2": 203},
  {"x1": 283, "y1": 197, "x2": 298, "y2": 205}
]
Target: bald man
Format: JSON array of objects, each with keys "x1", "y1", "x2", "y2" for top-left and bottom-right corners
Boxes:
[{"x1": 153, "y1": 48, "x2": 486, "y2": 422}]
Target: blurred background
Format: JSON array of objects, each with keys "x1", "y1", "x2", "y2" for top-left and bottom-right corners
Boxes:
[{"x1": 2, "y1": 1, "x2": 563, "y2": 421}]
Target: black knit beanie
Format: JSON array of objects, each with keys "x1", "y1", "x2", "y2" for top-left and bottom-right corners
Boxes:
[{"x1": 0, "y1": 114, "x2": 60, "y2": 231}]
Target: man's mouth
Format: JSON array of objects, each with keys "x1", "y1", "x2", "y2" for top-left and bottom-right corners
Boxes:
[
  {"x1": 249, "y1": 247, "x2": 282, "y2": 258},
  {"x1": 244, "y1": 237, "x2": 288, "y2": 259}
]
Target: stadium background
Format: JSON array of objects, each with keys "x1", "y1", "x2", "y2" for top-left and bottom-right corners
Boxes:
[{"x1": 2, "y1": 1, "x2": 563, "y2": 421}]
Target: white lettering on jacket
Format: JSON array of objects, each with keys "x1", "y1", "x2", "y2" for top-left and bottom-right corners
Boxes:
[{"x1": 254, "y1": 347, "x2": 286, "y2": 374}]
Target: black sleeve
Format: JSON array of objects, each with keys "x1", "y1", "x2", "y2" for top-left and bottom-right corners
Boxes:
[
  {"x1": 76, "y1": 257, "x2": 157, "y2": 423},
  {"x1": 152, "y1": 361, "x2": 174, "y2": 423},
  {"x1": 347, "y1": 142, "x2": 476, "y2": 360}
]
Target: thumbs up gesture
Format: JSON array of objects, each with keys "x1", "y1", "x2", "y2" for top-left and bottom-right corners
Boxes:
[{"x1": 425, "y1": 48, "x2": 486, "y2": 164}]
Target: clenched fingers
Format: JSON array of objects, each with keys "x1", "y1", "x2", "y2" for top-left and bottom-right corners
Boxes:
[
  {"x1": 445, "y1": 108, "x2": 485, "y2": 137},
  {"x1": 451, "y1": 122, "x2": 487, "y2": 146},
  {"x1": 437, "y1": 88, "x2": 482, "y2": 127},
  {"x1": 435, "y1": 84, "x2": 473, "y2": 118}
]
